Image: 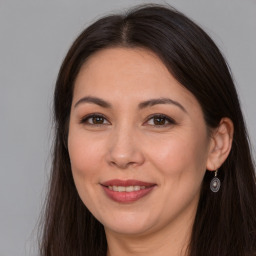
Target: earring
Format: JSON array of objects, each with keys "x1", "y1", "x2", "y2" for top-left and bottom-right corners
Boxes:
[{"x1": 210, "y1": 169, "x2": 221, "y2": 193}]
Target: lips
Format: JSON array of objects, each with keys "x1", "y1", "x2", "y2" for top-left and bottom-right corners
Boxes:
[
  {"x1": 102, "y1": 179, "x2": 155, "y2": 187},
  {"x1": 101, "y1": 179, "x2": 156, "y2": 203}
]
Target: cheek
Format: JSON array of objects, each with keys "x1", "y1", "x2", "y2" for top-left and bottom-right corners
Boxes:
[
  {"x1": 68, "y1": 131, "x2": 103, "y2": 173},
  {"x1": 67, "y1": 131, "x2": 105, "y2": 200},
  {"x1": 67, "y1": 131, "x2": 108, "y2": 217},
  {"x1": 143, "y1": 130, "x2": 209, "y2": 196},
  {"x1": 147, "y1": 132, "x2": 208, "y2": 170},
  {"x1": 144, "y1": 131, "x2": 209, "y2": 215}
]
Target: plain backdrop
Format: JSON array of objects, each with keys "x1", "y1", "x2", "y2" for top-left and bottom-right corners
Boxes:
[{"x1": 0, "y1": 0, "x2": 255, "y2": 255}]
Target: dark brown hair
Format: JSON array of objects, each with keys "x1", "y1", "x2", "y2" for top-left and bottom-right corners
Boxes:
[{"x1": 40, "y1": 4, "x2": 256, "y2": 256}]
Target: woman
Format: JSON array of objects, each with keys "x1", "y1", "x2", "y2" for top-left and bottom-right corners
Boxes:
[{"x1": 40, "y1": 4, "x2": 256, "y2": 256}]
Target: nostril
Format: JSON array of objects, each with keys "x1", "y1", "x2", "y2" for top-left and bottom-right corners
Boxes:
[
  {"x1": 106, "y1": 140, "x2": 145, "y2": 169},
  {"x1": 110, "y1": 160, "x2": 136, "y2": 169}
]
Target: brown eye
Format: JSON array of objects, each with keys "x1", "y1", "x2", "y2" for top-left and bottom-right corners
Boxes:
[
  {"x1": 153, "y1": 116, "x2": 166, "y2": 125},
  {"x1": 91, "y1": 116, "x2": 104, "y2": 124},
  {"x1": 80, "y1": 114, "x2": 109, "y2": 125},
  {"x1": 146, "y1": 114, "x2": 176, "y2": 127}
]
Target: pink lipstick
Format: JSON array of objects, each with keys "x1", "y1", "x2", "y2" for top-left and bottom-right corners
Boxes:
[{"x1": 101, "y1": 179, "x2": 156, "y2": 203}]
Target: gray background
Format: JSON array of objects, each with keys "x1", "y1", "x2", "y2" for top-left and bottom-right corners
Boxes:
[{"x1": 0, "y1": 0, "x2": 255, "y2": 255}]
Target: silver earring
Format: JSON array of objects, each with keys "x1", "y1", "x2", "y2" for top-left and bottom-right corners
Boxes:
[{"x1": 210, "y1": 170, "x2": 221, "y2": 193}]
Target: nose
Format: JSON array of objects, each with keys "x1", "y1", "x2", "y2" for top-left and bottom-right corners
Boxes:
[{"x1": 106, "y1": 127, "x2": 145, "y2": 169}]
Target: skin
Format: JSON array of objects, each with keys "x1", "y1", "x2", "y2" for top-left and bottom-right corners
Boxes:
[{"x1": 68, "y1": 47, "x2": 233, "y2": 256}]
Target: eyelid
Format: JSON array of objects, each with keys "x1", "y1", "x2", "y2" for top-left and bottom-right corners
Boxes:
[
  {"x1": 144, "y1": 113, "x2": 176, "y2": 126},
  {"x1": 79, "y1": 113, "x2": 111, "y2": 125},
  {"x1": 79, "y1": 113, "x2": 176, "y2": 127}
]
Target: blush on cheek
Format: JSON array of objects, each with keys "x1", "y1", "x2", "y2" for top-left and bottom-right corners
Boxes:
[
  {"x1": 71, "y1": 153, "x2": 100, "y2": 178},
  {"x1": 149, "y1": 141, "x2": 190, "y2": 168},
  {"x1": 69, "y1": 133, "x2": 103, "y2": 168},
  {"x1": 148, "y1": 134, "x2": 207, "y2": 185}
]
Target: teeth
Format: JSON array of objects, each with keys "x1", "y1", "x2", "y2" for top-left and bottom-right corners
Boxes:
[
  {"x1": 108, "y1": 185, "x2": 147, "y2": 192},
  {"x1": 118, "y1": 186, "x2": 125, "y2": 192},
  {"x1": 125, "y1": 186, "x2": 133, "y2": 192},
  {"x1": 134, "y1": 186, "x2": 140, "y2": 191}
]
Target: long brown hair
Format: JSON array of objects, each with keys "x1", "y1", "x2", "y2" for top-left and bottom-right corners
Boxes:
[{"x1": 40, "y1": 4, "x2": 256, "y2": 256}]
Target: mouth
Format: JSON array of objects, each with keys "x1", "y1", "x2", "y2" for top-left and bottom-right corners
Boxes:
[
  {"x1": 101, "y1": 179, "x2": 156, "y2": 203},
  {"x1": 107, "y1": 185, "x2": 149, "y2": 192}
]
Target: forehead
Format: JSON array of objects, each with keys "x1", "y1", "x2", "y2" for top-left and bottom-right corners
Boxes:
[{"x1": 73, "y1": 47, "x2": 198, "y2": 110}]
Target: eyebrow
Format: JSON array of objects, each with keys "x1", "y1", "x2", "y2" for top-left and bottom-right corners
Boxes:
[
  {"x1": 74, "y1": 96, "x2": 187, "y2": 113},
  {"x1": 138, "y1": 98, "x2": 187, "y2": 112},
  {"x1": 74, "y1": 96, "x2": 112, "y2": 108}
]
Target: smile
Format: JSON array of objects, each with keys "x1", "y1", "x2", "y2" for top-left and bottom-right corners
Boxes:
[
  {"x1": 108, "y1": 185, "x2": 147, "y2": 192},
  {"x1": 101, "y1": 179, "x2": 156, "y2": 203}
]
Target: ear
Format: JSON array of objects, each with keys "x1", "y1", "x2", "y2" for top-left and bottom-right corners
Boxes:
[{"x1": 206, "y1": 118, "x2": 234, "y2": 171}]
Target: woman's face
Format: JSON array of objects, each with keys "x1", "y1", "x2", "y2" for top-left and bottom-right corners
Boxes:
[{"x1": 68, "y1": 47, "x2": 213, "y2": 237}]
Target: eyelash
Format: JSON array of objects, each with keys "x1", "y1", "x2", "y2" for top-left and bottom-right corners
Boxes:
[
  {"x1": 80, "y1": 113, "x2": 108, "y2": 126},
  {"x1": 80, "y1": 113, "x2": 176, "y2": 127},
  {"x1": 146, "y1": 114, "x2": 176, "y2": 127}
]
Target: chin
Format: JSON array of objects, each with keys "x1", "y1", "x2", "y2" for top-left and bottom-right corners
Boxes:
[
  {"x1": 104, "y1": 223, "x2": 152, "y2": 236},
  {"x1": 101, "y1": 212, "x2": 156, "y2": 236}
]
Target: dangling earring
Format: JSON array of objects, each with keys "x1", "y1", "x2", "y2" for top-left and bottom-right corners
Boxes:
[{"x1": 210, "y1": 169, "x2": 221, "y2": 192}]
